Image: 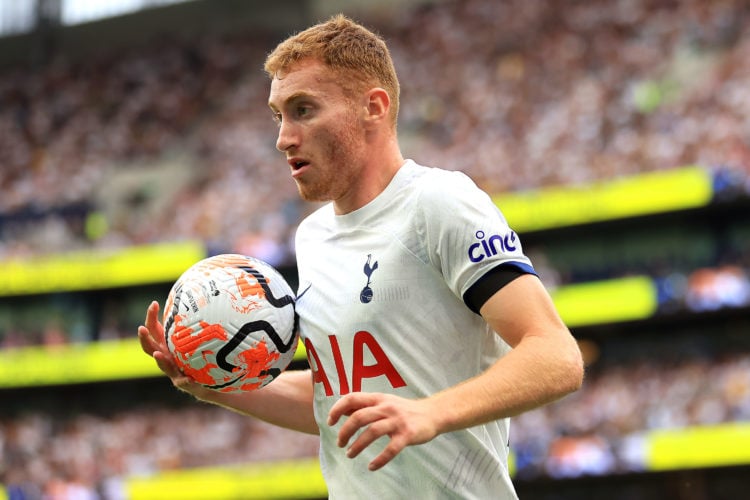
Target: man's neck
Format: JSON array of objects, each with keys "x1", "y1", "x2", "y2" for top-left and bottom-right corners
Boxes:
[{"x1": 333, "y1": 147, "x2": 405, "y2": 215}]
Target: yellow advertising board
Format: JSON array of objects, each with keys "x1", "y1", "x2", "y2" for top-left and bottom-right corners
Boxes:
[
  {"x1": 0, "y1": 241, "x2": 205, "y2": 296},
  {"x1": 494, "y1": 166, "x2": 713, "y2": 232}
]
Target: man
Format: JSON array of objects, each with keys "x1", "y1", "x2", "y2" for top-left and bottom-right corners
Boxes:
[{"x1": 139, "y1": 14, "x2": 584, "y2": 499}]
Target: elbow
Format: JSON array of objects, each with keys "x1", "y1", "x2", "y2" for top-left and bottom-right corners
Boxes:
[
  {"x1": 545, "y1": 334, "x2": 585, "y2": 399},
  {"x1": 569, "y1": 357, "x2": 585, "y2": 394},
  {"x1": 561, "y1": 340, "x2": 585, "y2": 395}
]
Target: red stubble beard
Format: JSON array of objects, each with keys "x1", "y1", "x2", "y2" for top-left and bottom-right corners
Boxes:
[{"x1": 293, "y1": 110, "x2": 365, "y2": 205}]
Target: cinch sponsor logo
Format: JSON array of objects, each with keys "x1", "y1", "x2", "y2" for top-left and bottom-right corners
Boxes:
[{"x1": 468, "y1": 230, "x2": 518, "y2": 263}]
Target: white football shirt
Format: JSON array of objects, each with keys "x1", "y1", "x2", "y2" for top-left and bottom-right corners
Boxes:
[{"x1": 295, "y1": 160, "x2": 535, "y2": 499}]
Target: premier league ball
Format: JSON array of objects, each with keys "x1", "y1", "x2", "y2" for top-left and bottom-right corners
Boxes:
[{"x1": 162, "y1": 254, "x2": 299, "y2": 392}]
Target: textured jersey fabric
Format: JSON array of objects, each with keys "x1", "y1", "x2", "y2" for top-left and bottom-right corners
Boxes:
[{"x1": 294, "y1": 160, "x2": 535, "y2": 499}]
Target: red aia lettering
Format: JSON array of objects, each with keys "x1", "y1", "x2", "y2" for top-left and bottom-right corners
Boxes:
[
  {"x1": 304, "y1": 337, "x2": 333, "y2": 396},
  {"x1": 305, "y1": 331, "x2": 406, "y2": 396},
  {"x1": 329, "y1": 335, "x2": 350, "y2": 395},
  {"x1": 351, "y1": 331, "x2": 406, "y2": 391}
]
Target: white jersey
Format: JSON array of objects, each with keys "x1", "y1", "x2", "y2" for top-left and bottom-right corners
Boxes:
[{"x1": 295, "y1": 160, "x2": 534, "y2": 499}]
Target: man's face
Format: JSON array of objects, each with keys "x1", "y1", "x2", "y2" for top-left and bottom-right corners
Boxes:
[{"x1": 268, "y1": 59, "x2": 366, "y2": 205}]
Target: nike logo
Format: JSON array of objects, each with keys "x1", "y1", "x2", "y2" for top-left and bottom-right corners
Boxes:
[{"x1": 296, "y1": 283, "x2": 312, "y2": 301}]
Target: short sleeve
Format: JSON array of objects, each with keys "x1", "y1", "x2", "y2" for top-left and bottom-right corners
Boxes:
[{"x1": 416, "y1": 170, "x2": 536, "y2": 311}]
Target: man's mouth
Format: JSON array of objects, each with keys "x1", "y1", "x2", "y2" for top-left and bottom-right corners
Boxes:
[
  {"x1": 288, "y1": 158, "x2": 310, "y2": 171},
  {"x1": 288, "y1": 158, "x2": 310, "y2": 178}
]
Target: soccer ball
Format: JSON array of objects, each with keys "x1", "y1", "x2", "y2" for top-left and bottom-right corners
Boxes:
[{"x1": 162, "y1": 254, "x2": 299, "y2": 392}]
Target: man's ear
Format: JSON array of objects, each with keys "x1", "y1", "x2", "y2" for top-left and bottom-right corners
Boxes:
[{"x1": 363, "y1": 88, "x2": 390, "y2": 127}]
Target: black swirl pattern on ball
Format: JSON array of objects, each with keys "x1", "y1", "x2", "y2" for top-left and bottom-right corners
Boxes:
[
  {"x1": 163, "y1": 283, "x2": 182, "y2": 352},
  {"x1": 236, "y1": 264, "x2": 300, "y2": 348},
  {"x1": 209, "y1": 265, "x2": 298, "y2": 379}
]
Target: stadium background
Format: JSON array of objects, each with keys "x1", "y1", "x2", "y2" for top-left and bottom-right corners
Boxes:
[{"x1": 1, "y1": 0, "x2": 749, "y2": 498}]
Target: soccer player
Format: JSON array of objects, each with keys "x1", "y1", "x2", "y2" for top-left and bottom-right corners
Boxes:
[{"x1": 139, "y1": 14, "x2": 584, "y2": 499}]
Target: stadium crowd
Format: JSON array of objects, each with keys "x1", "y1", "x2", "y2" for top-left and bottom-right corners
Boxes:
[
  {"x1": 0, "y1": 258, "x2": 748, "y2": 350},
  {"x1": 2, "y1": 0, "x2": 750, "y2": 497},
  {"x1": 0, "y1": 0, "x2": 749, "y2": 262},
  {"x1": 0, "y1": 402, "x2": 321, "y2": 500},
  {"x1": 2, "y1": 343, "x2": 749, "y2": 497}
]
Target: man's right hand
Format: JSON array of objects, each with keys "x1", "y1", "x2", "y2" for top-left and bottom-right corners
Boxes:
[
  {"x1": 137, "y1": 300, "x2": 202, "y2": 394},
  {"x1": 138, "y1": 301, "x2": 319, "y2": 434}
]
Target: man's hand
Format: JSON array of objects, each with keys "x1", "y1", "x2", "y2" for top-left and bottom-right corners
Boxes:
[
  {"x1": 137, "y1": 300, "x2": 200, "y2": 393},
  {"x1": 327, "y1": 392, "x2": 440, "y2": 471}
]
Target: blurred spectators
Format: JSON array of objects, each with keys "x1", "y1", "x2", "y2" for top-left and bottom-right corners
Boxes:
[
  {"x1": 0, "y1": 0, "x2": 748, "y2": 262},
  {"x1": 656, "y1": 265, "x2": 750, "y2": 314},
  {"x1": 511, "y1": 350, "x2": 750, "y2": 479},
  {"x1": 2, "y1": 1, "x2": 750, "y2": 495},
  {"x1": 1, "y1": 259, "x2": 747, "y2": 350},
  {"x1": 1, "y1": 348, "x2": 749, "y2": 495},
  {"x1": 0, "y1": 402, "x2": 320, "y2": 499},
  {"x1": 684, "y1": 265, "x2": 750, "y2": 311}
]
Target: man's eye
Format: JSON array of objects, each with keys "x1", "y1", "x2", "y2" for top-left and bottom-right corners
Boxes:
[{"x1": 297, "y1": 106, "x2": 310, "y2": 117}]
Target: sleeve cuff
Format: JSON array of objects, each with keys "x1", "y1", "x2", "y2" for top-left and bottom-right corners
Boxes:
[{"x1": 462, "y1": 262, "x2": 537, "y2": 315}]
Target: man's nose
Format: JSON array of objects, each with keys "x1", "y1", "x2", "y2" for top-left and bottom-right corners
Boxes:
[{"x1": 276, "y1": 120, "x2": 297, "y2": 152}]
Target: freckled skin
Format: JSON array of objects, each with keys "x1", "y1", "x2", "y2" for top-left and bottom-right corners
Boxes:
[{"x1": 269, "y1": 59, "x2": 369, "y2": 209}]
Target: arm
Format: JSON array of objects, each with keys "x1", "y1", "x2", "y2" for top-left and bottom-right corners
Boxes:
[
  {"x1": 328, "y1": 274, "x2": 584, "y2": 470},
  {"x1": 138, "y1": 301, "x2": 319, "y2": 434},
  {"x1": 430, "y1": 274, "x2": 584, "y2": 425}
]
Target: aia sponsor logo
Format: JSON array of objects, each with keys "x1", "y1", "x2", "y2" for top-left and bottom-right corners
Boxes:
[
  {"x1": 468, "y1": 230, "x2": 518, "y2": 263},
  {"x1": 305, "y1": 331, "x2": 407, "y2": 396}
]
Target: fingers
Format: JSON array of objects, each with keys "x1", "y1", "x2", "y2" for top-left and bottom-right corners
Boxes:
[
  {"x1": 137, "y1": 300, "x2": 202, "y2": 397},
  {"x1": 328, "y1": 393, "x2": 434, "y2": 471},
  {"x1": 345, "y1": 417, "x2": 407, "y2": 471},
  {"x1": 336, "y1": 404, "x2": 383, "y2": 449},
  {"x1": 137, "y1": 300, "x2": 181, "y2": 379},
  {"x1": 368, "y1": 437, "x2": 407, "y2": 471},
  {"x1": 328, "y1": 392, "x2": 378, "y2": 426},
  {"x1": 144, "y1": 300, "x2": 165, "y2": 342},
  {"x1": 152, "y1": 350, "x2": 182, "y2": 379},
  {"x1": 345, "y1": 418, "x2": 402, "y2": 462},
  {"x1": 137, "y1": 325, "x2": 158, "y2": 355},
  {"x1": 138, "y1": 301, "x2": 165, "y2": 353}
]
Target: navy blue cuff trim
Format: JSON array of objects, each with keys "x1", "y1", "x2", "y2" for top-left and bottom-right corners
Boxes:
[{"x1": 463, "y1": 262, "x2": 537, "y2": 315}]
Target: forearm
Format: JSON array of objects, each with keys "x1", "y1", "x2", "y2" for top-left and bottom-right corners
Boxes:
[
  {"x1": 429, "y1": 331, "x2": 583, "y2": 434},
  {"x1": 327, "y1": 331, "x2": 582, "y2": 472},
  {"x1": 190, "y1": 369, "x2": 319, "y2": 435},
  {"x1": 424, "y1": 274, "x2": 585, "y2": 434}
]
